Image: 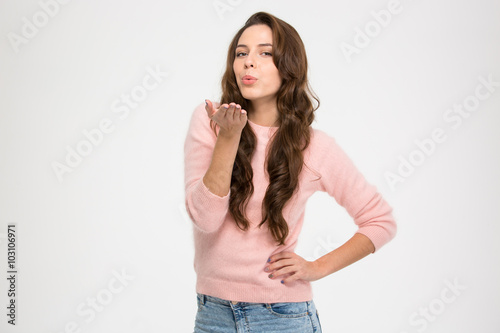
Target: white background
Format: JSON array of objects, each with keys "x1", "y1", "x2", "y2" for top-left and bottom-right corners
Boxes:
[{"x1": 1, "y1": 0, "x2": 499, "y2": 332}]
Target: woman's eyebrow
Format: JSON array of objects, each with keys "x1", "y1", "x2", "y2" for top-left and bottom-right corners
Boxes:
[{"x1": 236, "y1": 43, "x2": 273, "y2": 48}]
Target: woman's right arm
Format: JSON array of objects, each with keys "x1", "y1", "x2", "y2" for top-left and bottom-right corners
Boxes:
[
  {"x1": 184, "y1": 100, "x2": 247, "y2": 232},
  {"x1": 202, "y1": 101, "x2": 247, "y2": 197}
]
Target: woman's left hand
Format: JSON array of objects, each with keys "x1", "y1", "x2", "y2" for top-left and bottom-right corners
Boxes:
[{"x1": 265, "y1": 252, "x2": 324, "y2": 284}]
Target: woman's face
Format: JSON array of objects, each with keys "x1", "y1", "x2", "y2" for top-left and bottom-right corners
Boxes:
[{"x1": 233, "y1": 24, "x2": 282, "y2": 105}]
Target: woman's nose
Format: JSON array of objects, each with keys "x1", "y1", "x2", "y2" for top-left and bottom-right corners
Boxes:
[{"x1": 244, "y1": 54, "x2": 255, "y2": 68}]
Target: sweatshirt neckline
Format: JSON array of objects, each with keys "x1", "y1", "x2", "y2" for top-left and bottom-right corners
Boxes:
[
  {"x1": 247, "y1": 118, "x2": 278, "y2": 138},
  {"x1": 247, "y1": 118, "x2": 278, "y2": 129}
]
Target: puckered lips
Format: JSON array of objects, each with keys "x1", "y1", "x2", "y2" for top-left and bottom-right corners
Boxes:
[{"x1": 242, "y1": 75, "x2": 258, "y2": 85}]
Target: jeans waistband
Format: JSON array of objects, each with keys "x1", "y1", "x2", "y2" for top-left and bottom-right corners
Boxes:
[{"x1": 197, "y1": 293, "x2": 312, "y2": 307}]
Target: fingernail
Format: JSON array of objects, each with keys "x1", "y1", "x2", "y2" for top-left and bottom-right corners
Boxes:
[
  {"x1": 281, "y1": 280, "x2": 284, "y2": 284},
  {"x1": 267, "y1": 257, "x2": 271, "y2": 263},
  {"x1": 264, "y1": 267, "x2": 269, "y2": 272},
  {"x1": 205, "y1": 99, "x2": 207, "y2": 105},
  {"x1": 268, "y1": 274, "x2": 273, "y2": 279}
]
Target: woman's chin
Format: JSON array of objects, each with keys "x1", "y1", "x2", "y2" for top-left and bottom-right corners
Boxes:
[{"x1": 240, "y1": 92, "x2": 259, "y2": 101}]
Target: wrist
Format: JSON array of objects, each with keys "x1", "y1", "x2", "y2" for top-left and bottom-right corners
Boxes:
[
  {"x1": 313, "y1": 254, "x2": 337, "y2": 280},
  {"x1": 312, "y1": 258, "x2": 329, "y2": 280},
  {"x1": 217, "y1": 129, "x2": 242, "y2": 141}
]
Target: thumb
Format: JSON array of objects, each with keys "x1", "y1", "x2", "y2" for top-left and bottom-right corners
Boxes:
[{"x1": 205, "y1": 99, "x2": 216, "y2": 118}]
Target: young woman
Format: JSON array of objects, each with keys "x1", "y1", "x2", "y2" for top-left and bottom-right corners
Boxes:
[{"x1": 184, "y1": 11, "x2": 397, "y2": 333}]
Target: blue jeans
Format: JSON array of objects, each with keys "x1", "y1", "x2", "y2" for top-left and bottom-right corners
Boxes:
[{"x1": 194, "y1": 293, "x2": 322, "y2": 333}]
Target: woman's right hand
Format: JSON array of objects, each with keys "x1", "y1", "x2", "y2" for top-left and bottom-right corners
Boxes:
[{"x1": 205, "y1": 99, "x2": 247, "y2": 138}]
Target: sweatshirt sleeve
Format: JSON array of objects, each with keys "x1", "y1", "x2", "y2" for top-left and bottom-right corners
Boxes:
[
  {"x1": 183, "y1": 102, "x2": 230, "y2": 233},
  {"x1": 317, "y1": 133, "x2": 397, "y2": 253}
]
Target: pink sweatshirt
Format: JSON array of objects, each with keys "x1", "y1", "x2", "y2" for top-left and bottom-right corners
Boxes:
[{"x1": 184, "y1": 102, "x2": 397, "y2": 303}]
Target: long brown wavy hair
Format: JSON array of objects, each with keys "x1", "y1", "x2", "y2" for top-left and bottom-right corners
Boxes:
[{"x1": 211, "y1": 11, "x2": 320, "y2": 246}]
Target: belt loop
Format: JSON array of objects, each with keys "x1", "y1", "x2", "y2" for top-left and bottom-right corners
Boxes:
[
  {"x1": 198, "y1": 293, "x2": 206, "y2": 305},
  {"x1": 202, "y1": 294, "x2": 206, "y2": 305}
]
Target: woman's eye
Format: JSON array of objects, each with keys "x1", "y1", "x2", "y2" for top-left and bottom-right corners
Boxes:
[{"x1": 236, "y1": 51, "x2": 272, "y2": 57}]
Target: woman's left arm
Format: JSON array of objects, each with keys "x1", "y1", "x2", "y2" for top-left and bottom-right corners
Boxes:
[{"x1": 266, "y1": 134, "x2": 396, "y2": 284}]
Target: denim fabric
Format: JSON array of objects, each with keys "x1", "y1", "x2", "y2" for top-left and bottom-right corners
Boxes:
[{"x1": 194, "y1": 293, "x2": 322, "y2": 333}]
